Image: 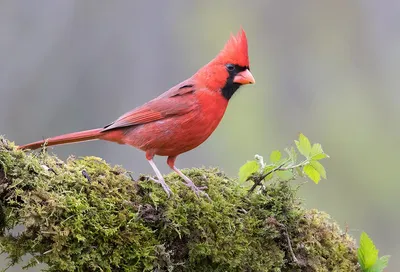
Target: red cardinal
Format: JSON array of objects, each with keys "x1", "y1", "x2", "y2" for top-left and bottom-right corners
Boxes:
[{"x1": 19, "y1": 28, "x2": 255, "y2": 198}]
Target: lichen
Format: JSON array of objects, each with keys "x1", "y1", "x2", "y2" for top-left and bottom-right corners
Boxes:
[{"x1": 0, "y1": 137, "x2": 359, "y2": 271}]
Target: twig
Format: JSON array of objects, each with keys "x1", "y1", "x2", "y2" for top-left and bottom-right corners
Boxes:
[
  {"x1": 279, "y1": 223, "x2": 299, "y2": 264},
  {"x1": 248, "y1": 163, "x2": 285, "y2": 193},
  {"x1": 266, "y1": 217, "x2": 300, "y2": 265},
  {"x1": 248, "y1": 160, "x2": 308, "y2": 193}
]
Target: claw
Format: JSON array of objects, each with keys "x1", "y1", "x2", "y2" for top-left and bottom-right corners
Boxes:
[
  {"x1": 166, "y1": 156, "x2": 211, "y2": 200},
  {"x1": 183, "y1": 179, "x2": 211, "y2": 201},
  {"x1": 147, "y1": 176, "x2": 173, "y2": 197}
]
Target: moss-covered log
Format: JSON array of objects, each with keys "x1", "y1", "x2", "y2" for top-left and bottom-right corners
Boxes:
[{"x1": 0, "y1": 137, "x2": 359, "y2": 271}]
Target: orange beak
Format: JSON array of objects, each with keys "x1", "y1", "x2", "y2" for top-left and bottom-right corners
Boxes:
[{"x1": 233, "y1": 69, "x2": 255, "y2": 85}]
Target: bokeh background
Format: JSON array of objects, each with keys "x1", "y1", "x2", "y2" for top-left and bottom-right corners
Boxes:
[{"x1": 1, "y1": 0, "x2": 399, "y2": 270}]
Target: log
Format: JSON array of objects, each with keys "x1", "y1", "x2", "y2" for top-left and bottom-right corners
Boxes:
[{"x1": 0, "y1": 137, "x2": 359, "y2": 271}]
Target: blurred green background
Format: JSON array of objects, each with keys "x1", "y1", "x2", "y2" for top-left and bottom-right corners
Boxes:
[{"x1": 1, "y1": 0, "x2": 399, "y2": 270}]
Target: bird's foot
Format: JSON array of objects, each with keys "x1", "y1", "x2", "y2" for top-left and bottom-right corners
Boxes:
[
  {"x1": 148, "y1": 176, "x2": 173, "y2": 197},
  {"x1": 183, "y1": 179, "x2": 211, "y2": 201}
]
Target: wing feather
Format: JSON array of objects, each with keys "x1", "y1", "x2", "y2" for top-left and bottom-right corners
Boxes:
[{"x1": 102, "y1": 81, "x2": 197, "y2": 131}]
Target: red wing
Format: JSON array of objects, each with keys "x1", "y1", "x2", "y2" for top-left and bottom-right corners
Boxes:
[{"x1": 102, "y1": 82, "x2": 197, "y2": 131}]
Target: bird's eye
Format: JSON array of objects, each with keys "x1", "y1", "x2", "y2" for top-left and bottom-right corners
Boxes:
[{"x1": 226, "y1": 64, "x2": 235, "y2": 71}]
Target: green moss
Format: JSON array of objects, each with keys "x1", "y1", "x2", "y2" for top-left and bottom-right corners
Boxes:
[{"x1": 0, "y1": 137, "x2": 359, "y2": 271}]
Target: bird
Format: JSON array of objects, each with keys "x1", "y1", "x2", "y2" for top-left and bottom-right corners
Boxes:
[{"x1": 18, "y1": 28, "x2": 255, "y2": 198}]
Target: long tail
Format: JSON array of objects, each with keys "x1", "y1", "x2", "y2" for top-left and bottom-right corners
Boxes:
[{"x1": 18, "y1": 128, "x2": 103, "y2": 150}]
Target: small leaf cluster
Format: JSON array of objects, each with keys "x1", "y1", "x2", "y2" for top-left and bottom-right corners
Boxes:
[
  {"x1": 358, "y1": 232, "x2": 389, "y2": 272},
  {"x1": 239, "y1": 133, "x2": 329, "y2": 190}
]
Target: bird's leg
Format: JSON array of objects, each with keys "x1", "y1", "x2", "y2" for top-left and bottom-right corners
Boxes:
[
  {"x1": 167, "y1": 156, "x2": 210, "y2": 200},
  {"x1": 146, "y1": 154, "x2": 172, "y2": 197}
]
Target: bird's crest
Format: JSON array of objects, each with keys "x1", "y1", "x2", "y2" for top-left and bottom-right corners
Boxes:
[{"x1": 215, "y1": 28, "x2": 249, "y2": 67}]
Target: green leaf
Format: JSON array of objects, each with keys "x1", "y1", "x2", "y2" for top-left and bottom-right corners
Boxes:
[
  {"x1": 310, "y1": 143, "x2": 323, "y2": 156},
  {"x1": 277, "y1": 170, "x2": 293, "y2": 181},
  {"x1": 311, "y1": 153, "x2": 328, "y2": 160},
  {"x1": 295, "y1": 133, "x2": 312, "y2": 158},
  {"x1": 368, "y1": 255, "x2": 390, "y2": 272},
  {"x1": 309, "y1": 161, "x2": 327, "y2": 179},
  {"x1": 270, "y1": 150, "x2": 281, "y2": 164},
  {"x1": 310, "y1": 143, "x2": 329, "y2": 160},
  {"x1": 238, "y1": 160, "x2": 259, "y2": 182},
  {"x1": 263, "y1": 165, "x2": 276, "y2": 181},
  {"x1": 358, "y1": 232, "x2": 378, "y2": 270},
  {"x1": 303, "y1": 164, "x2": 321, "y2": 184}
]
